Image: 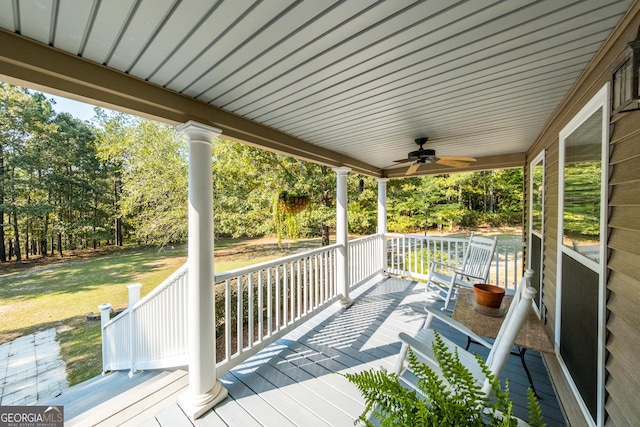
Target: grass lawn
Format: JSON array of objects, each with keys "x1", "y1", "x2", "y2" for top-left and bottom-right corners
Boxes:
[{"x1": 0, "y1": 237, "x2": 323, "y2": 385}]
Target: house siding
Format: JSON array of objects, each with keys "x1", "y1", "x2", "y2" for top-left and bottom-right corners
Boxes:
[{"x1": 525, "y1": 2, "x2": 640, "y2": 425}]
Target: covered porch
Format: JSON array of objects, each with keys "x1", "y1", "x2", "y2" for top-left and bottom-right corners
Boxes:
[
  {"x1": 54, "y1": 274, "x2": 566, "y2": 426},
  {"x1": 3, "y1": 2, "x2": 640, "y2": 425}
]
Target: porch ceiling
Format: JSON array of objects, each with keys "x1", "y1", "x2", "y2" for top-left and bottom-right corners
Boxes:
[{"x1": 0, "y1": 0, "x2": 633, "y2": 177}]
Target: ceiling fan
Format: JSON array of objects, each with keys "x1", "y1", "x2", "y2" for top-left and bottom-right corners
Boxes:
[{"x1": 394, "y1": 137, "x2": 477, "y2": 175}]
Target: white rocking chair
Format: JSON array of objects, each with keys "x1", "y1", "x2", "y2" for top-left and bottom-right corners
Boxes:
[
  {"x1": 425, "y1": 233, "x2": 498, "y2": 311},
  {"x1": 394, "y1": 276, "x2": 537, "y2": 426}
]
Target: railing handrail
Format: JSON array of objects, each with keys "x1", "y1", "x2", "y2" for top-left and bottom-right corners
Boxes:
[
  {"x1": 214, "y1": 243, "x2": 341, "y2": 282},
  {"x1": 132, "y1": 262, "x2": 188, "y2": 312},
  {"x1": 386, "y1": 232, "x2": 469, "y2": 242},
  {"x1": 349, "y1": 233, "x2": 383, "y2": 243},
  {"x1": 386, "y1": 232, "x2": 525, "y2": 247},
  {"x1": 102, "y1": 305, "x2": 128, "y2": 329}
]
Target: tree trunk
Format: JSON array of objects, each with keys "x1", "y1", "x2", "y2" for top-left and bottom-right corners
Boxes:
[
  {"x1": 13, "y1": 221, "x2": 22, "y2": 264},
  {"x1": 58, "y1": 233, "x2": 63, "y2": 257},
  {"x1": 115, "y1": 171, "x2": 123, "y2": 246},
  {"x1": 0, "y1": 220, "x2": 4, "y2": 262},
  {"x1": 319, "y1": 185, "x2": 331, "y2": 247},
  {"x1": 482, "y1": 172, "x2": 488, "y2": 213},
  {"x1": 41, "y1": 212, "x2": 49, "y2": 257},
  {"x1": 0, "y1": 150, "x2": 5, "y2": 263},
  {"x1": 25, "y1": 227, "x2": 29, "y2": 259},
  {"x1": 11, "y1": 169, "x2": 21, "y2": 263},
  {"x1": 320, "y1": 222, "x2": 330, "y2": 246},
  {"x1": 490, "y1": 177, "x2": 496, "y2": 213}
]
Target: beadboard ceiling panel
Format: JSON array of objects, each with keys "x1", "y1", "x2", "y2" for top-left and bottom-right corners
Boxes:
[
  {"x1": 0, "y1": 0, "x2": 634, "y2": 176},
  {"x1": 54, "y1": 1, "x2": 95, "y2": 54}
]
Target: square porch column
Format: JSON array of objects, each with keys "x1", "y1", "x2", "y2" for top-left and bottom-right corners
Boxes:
[
  {"x1": 177, "y1": 121, "x2": 227, "y2": 420},
  {"x1": 333, "y1": 167, "x2": 353, "y2": 308}
]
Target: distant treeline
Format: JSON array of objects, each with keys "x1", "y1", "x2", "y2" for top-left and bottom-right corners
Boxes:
[{"x1": 0, "y1": 83, "x2": 522, "y2": 263}]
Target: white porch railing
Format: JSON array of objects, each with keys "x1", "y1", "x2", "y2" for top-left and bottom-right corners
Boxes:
[
  {"x1": 214, "y1": 244, "x2": 340, "y2": 373},
  {"x1": 386, "y1": 233, "x2": 525, "y2": 292},
  {"x1": 101, "y1": 233, "x2": 524, "y2": 374},
  {"x1": 348, "y1": 233, "x2": 385, "y2": 288}
]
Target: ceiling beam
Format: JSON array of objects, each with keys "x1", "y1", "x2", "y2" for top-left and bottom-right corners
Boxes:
[
  {"x1": 382, "y1": 153, "x2": 526, "y2": 178},
  {"x1": 0, "y1": 29, "x2": 382, "y2": 177}
]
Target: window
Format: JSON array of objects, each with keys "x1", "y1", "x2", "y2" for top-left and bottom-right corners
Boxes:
[
  {"x1": 531, "y1": 161, "x2": 543, "y2": 233},
  {"x1": 561, "y1": 108, "x2": 602, "y2": 262}
]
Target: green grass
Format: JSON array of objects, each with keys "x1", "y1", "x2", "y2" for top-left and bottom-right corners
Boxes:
[
  {"x1": 0, "y1": 242, "x2": 306, "y2": 386},
  {"x1": 0, "y1": 245, "x2": 188, "y2": 342}
]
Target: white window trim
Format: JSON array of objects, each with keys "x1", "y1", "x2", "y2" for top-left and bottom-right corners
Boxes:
[
  {"x1": 556, "y1": 83, "x2": 609, "y2": 427},
  {"x1": 528, "y1": 150, "x2": 545, "y2": 316}
]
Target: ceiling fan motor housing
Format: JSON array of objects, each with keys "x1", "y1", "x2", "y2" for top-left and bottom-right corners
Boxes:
[{"x1": 408, "y1": 148, "x2": 436, "y2": 159}]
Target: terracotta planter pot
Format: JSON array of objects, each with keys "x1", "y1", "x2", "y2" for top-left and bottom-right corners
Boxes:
[{"x1": 472, "y1": 284, "x2": 505, "y2": 308}]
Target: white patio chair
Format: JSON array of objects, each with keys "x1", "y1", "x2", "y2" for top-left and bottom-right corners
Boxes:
[
  {"x1": 425, "y1": 233, "x2": 498, "y2": 311},
  {"x1": 394, "y1": 284, "x2": 537, "y2": 426}
]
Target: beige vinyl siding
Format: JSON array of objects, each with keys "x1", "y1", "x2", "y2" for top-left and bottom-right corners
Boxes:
[
  {"x1": 607, "y1": 106, "x2": 640, "y2": 426},
  {"x1": 525, "y1": 2, "x2": 640, "y2": 425}
]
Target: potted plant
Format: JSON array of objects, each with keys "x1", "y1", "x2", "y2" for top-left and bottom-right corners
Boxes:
[
  {"x1": 344, "y1": 331, "x2": 546, "y2": 426},
  {"x1": 273, "y1": 191, "x2": 309, "y2": 247}
]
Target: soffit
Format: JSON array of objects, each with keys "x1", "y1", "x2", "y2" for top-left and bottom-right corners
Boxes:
[{"x1": 0, "y1": 0, "x2": 633, "y2": 177}]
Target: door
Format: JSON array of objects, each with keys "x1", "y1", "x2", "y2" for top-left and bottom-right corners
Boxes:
[{"x1": 557, "y1": 84, "x2": 608, "y2": 427}]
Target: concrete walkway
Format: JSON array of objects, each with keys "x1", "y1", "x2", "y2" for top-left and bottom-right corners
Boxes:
[{"x1": 0, "y1": 328, "x2": 68, "y2": 405}]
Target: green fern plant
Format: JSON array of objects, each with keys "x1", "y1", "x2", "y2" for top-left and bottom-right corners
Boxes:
[{"x1": 344, "y1": 331, "x2": 546, "y2": 427}]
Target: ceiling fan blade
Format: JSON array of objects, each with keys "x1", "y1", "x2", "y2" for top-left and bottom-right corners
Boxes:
[
  {"x1": 437, "y1": 155, "x2": 477, "y2": 162},
  {"x1": 393, "y1": 158, "x2": 416, "y2": 163},
  {"x1": 435, "y1": 159, "x2": 471, "y2": 168},
  {"x1": 406, "y1": 163, "x2": 420, "y2": 175}
]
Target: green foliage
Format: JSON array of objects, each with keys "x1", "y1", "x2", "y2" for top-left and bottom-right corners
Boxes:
[
  {"x1": 0, "y1": 83, "x2": 527, "y2": 261},
  {"x1": 344, "y1": 331, "x2": 545, "y2": 427},
  {"x1": 563, "y1": 161, "x2": 600, "y2": 241},
  {"x1": 1, "y1": 84, "x2": 113, "y2": 261},
  {"x1": 386, "y1": 170, "x2": 524, "y2": 234}
]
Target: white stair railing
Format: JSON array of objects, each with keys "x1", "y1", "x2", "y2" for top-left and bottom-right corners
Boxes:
[{"x1": 101, "y1": 263, "x2": 189, "y2": 373}]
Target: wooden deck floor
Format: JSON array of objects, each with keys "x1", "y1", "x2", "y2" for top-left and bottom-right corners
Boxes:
[{"x1": 65, "y1": 276, "x2": 567, "y2": 426}]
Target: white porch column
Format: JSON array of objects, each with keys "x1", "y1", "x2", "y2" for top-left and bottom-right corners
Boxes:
[
  {"x1": 177, "y1": 121, "x2": 227, "y2": 420},
  {"x1": 377, "y1": 178, "x2": 388, "y2": 273},
  {"x1": 333, "y1": 167, "x2": 353, "y2": 308}
]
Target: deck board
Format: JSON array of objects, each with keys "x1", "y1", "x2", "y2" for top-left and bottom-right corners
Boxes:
[
  {"x1": 59, "y1": 276, "x2": 566, "y2": 427},
  {"x1": 198, "y1": 396, "x2": 260, "y2": 427},
  {"x1": 219, "y1": 371, "x2": 298, "y2": 427},
  {"x1": 228, "y1": 363, "x2": 333, "y2": 426},
  {"x1": 117, "y1": 372, "x2": 189, "y2": 426}
]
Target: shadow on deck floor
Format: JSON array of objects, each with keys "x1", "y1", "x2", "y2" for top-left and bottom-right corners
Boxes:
[{"x1": 46, "y1": 276, "x2": 566, "y2": 426}]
